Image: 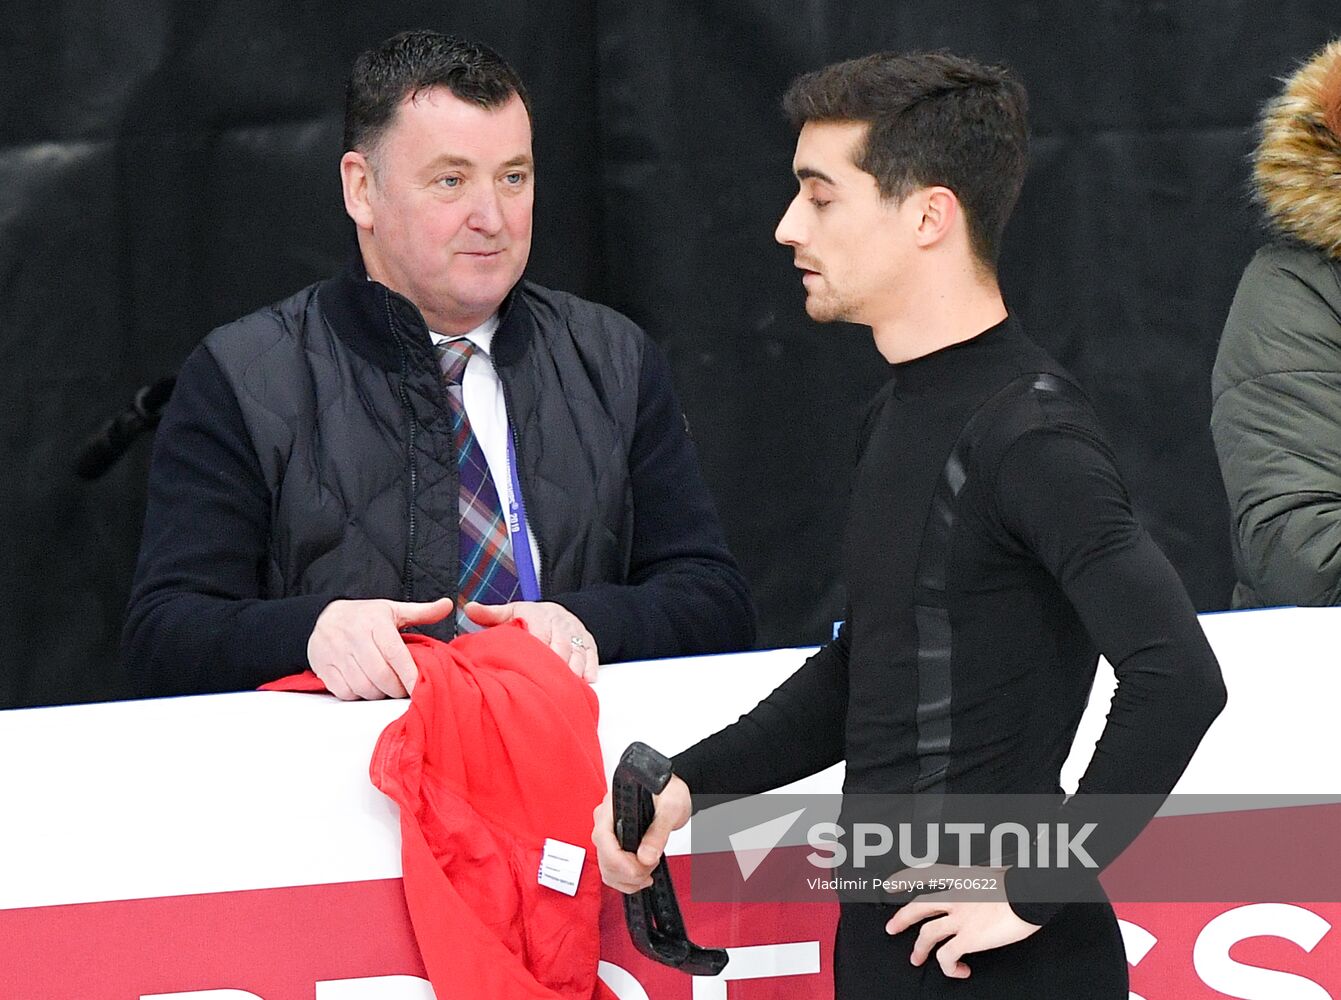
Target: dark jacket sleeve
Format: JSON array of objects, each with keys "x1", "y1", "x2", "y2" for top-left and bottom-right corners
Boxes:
[
  {"x1": 991, "y1": 427, "x2": 1227, "y2": 925},
  {"x1": 120, "y1": 346, "x2": 335, "y2": 696},
  {"x1": 547, "y1": 338, "x2": 757, "y2": 661},
  {"x1": 1211, "y1": 244, "x2": 1341, "y2": 607}
]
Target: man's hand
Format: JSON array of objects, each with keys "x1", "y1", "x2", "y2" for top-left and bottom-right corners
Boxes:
[
  {"x1": 465, "y1": 600, "x2": 598, "y2": 681},
  {"x1": 883, "y1": 866, "x2": 1042, "y2": 979},
  {"x1": 592, "y1": 774, "x2": 692, "y2": 892},
  {"x1": 307, "y1": 597, "x2": 454, "y2": 700}
]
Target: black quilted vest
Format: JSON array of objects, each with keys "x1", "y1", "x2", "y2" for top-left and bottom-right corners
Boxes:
[{"x1": 203, "y1": 257, "x2": 643, "y2": 642}]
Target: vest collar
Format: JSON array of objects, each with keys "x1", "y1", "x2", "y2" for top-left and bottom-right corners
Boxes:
[{"x1": 316, "y1": 252, "x2": 535, "y2": 373}]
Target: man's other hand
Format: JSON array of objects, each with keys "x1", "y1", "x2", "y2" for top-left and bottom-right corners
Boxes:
[
  {"x1": 591, "y1": 775, "x2": 692, "y2": 893},
  {"x1": 306, "y1": 597, "x2": 454, "y2": 700},
  {"x1": 465, "y1": 600, "x2": 598, "y2": 682},
  {"x1": 883, "y1": 866, "x2": 1042, "y2": 979}
]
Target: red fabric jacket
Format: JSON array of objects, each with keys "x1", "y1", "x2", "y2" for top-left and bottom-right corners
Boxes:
[{"x1": 265, "y1": 622, "x2": 613, "y2": 999}]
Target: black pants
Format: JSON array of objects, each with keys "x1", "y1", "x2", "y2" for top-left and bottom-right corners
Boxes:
[{"x1": 833, "y1": 900, "x2": 1128, "y2": 999}]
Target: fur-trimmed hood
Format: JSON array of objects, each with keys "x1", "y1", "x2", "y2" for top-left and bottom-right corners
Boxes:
[{"x1": 1254, "y1": 39, "x2": 1341, "y2": 258}]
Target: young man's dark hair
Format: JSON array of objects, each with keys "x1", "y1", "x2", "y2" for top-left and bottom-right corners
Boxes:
[
  {"x1": 343, "y1": 29, "x2": 531, "y2": 156},
  {"x1": 782, "y1": 51, "x2": 1028, "y2": 267}
]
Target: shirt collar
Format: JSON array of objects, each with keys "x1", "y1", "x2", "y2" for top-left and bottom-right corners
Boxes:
[{"x1": 430, "y1": 313, "x2": 500, "y2": 356}]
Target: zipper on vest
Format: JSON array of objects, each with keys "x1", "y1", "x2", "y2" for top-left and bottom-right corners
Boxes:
[
  {"x1": 399, "y1": 378, "x2": 419, "y2": 603},
  {"x1": 388, "y1": 294, "x2": 418, "y2": 603}
]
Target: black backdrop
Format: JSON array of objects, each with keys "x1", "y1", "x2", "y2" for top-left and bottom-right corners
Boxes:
[{"x1": 4, "y1": 2, "x2": 1338, "y2": 708}]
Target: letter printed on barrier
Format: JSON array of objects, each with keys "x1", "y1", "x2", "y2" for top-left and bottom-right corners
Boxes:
[
  {"x1": 1192, "y1": 903, "x2": 1331, "y2": 1000},
  {"x1": 691, "y1": 942, "x2": 821, "y2": 1000},
  {"x1": 315, "y1": 975, "x2": 435, "y2": 999},
  {"x1": 597, "y1": 961, "x2": 652, "y2": 1000},
  {"x1": 1117, "y1": 919, "x2": 1158, "y2": 1000}
]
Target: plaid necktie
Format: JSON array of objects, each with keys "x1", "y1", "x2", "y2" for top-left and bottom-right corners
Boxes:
[{"x1": 436, "y1": 339, "x2": 520, "y2": 633}]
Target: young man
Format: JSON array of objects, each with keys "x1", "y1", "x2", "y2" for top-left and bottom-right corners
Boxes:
[
  {"x1": 594, "y1": 51, "x2": 1225, "y2": 998},
  {"x1": 122, "y1": 30, "x2": 755, "y2": 699}
]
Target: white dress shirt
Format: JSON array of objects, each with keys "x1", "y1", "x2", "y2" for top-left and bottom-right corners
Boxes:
[{"x1": 431, "y1": 316, "x2": 543, "y2": 592}]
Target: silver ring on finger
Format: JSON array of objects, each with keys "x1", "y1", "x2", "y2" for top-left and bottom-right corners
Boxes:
[{"x1": 570, "y1": 635, "x2": 587, "y2": 650}]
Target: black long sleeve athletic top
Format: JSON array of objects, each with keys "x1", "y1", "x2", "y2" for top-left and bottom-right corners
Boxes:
[{"x1": 674, "y1": 317, "x2": 1226, "y2": 924}]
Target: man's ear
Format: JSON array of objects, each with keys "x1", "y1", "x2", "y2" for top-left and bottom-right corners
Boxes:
[
  {"x1": 913, "y1": 186, "x2": 959, "y2": 249},
  {"x1": 340, "y1": 150, "x2": 375, "y2": 230}
]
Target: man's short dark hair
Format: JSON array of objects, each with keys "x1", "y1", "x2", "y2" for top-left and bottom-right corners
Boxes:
[
  {"x1": 783, "y1": 51, "x2": 1029, "y2": 268},
  {"x1": 344, "y1": 29, "x2": 530, "y2": 158}
]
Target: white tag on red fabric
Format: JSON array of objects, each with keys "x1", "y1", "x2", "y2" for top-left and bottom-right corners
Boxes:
[{"x1": 538, "y1": 838, "x2": 585, "y2": 896}]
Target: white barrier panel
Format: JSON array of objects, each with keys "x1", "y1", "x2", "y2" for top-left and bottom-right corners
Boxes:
[{"x1": 1, "y1": 607, "x2": 1339, "y2": 998}]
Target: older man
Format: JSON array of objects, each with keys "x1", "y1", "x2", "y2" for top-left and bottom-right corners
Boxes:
[{"x1": 123, "y1": 30, "x2": 754, "y2": 699}]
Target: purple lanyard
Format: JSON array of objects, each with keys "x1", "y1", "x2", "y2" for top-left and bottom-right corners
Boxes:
[{"x1": 506, "y1": 433, "x2": 541, "y2": 601}]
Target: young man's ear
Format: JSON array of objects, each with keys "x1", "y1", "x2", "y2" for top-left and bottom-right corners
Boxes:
[
  {"x1": 912, "y1": 186, "x2": 959, "y2": 249},
  {"x1": 340, "y1": 150, "x2": 376, "y2": 230}
]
